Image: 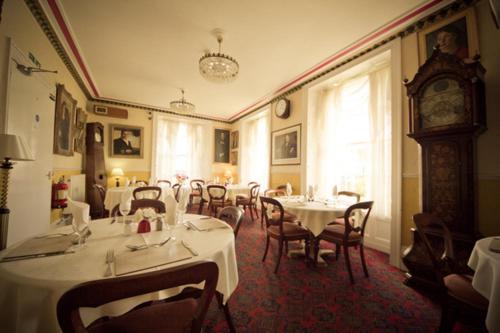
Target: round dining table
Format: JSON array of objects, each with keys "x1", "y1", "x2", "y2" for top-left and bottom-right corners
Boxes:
[
  {"x1": 0, "y1": 214, "x2": 238, "y2": 333},
  {"x1": 468, "y1": 236, "x2": 500, "y2": 333}
]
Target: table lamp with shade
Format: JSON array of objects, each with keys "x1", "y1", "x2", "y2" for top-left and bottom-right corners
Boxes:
[
  {"x1": 0, "y1": 134, "x2": 35, "y2": 250},
  {"x1": 111, "y1": 168, "x2": 124, "y2": 187}
]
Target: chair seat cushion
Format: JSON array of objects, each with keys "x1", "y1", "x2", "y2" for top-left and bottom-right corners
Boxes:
[
  {"x1": 319, "y1": 224, "x2": 361, "y2": 242},
  {"x1": 443, "y1": 274, "x2": 489, "y2": 310},
  {"x1": 271, "y1": 211, "x2": 298, "y2": 223},
  {"x1": 268, "y1": 222, "x2": 309, "y2": 238},
  {"x1": 88, "y1": 298, "x2": 197, "y2": 333},
  {"x1": 210, "y1": 199, "x2": 232, "y2": 206},
  {"x1": 190, "y1": 190, "x2": 201, "y2": 196}
]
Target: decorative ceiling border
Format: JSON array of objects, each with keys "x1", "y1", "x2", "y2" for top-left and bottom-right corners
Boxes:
[
  {"x1": 24, "y1": 0, "x2": 92, "y2": 99},
  {"x1": 25, "y1": 0, "x2": 475, "y2": 124},
  {"x1": 229, "y1": 0, "x2": 476, "y2": 123}
]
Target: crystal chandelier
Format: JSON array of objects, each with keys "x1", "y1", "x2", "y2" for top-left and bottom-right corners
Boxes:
[
  {"x1": 169, "y1": 89, "x2": 195, "y2": 113},
  {"x1": 199, "y1": 33, "x2": 239, "y2": 83}
]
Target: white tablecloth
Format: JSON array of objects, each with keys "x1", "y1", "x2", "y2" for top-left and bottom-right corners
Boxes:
[
  {"x1": 278, "y1": 198, "x2": 347, "y2": 236},
  {"x1": 202, "y1": 184, "x2": 250, "y2": 203},
  {"x1": 468, "y1": 237, "x2": 500, "y2": 333},
  {"x1": 104, "y1": 186, "x2": 175, "y2": 211},
  {"x1": 0, "y1": 214, "x2": 238, "y2": 333}
]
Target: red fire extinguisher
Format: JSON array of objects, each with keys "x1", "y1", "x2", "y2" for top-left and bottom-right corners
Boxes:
[{"x1": 52, "y1": 177, "x2": 69, "y2": 208}]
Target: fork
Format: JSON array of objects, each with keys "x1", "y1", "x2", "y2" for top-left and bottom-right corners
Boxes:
[{"x1": 104, "y1": 249, "x2": 114, "y2": 277}]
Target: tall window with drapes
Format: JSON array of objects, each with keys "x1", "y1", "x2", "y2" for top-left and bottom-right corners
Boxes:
[
  {"x1": 308, "y1": 65, "x2": 391, "y2": 222},
  {"x1": 153, "y1": 116, "x2": 211, "y2": 181},
  {"x1": 240, "y1": 109, "x2": 270, "y2": 187}
]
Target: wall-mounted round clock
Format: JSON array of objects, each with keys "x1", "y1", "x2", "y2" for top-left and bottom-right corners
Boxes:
[{"x1": 275, "y1": 98, "x2": 290, "y2": 119}]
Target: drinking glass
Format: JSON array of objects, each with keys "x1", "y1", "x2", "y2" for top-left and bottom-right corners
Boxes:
[
  {"x1": 71, "y1": 215, "x2": 89, "y2": 250},
  {"x1": 286, "y1": 185, "x2": 292, "y2": 198},
  {"x1": 119, "y1": 201, "x2": 131, "y2": 224}
]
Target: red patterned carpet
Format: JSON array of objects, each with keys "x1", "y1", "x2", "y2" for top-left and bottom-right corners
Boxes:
[{"x1": 195, "y1": 210, "x2": 477, "y2": 333}]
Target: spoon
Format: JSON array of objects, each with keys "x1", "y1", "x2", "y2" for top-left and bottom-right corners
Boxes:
[{"x1": 126, "y1": 237, "x2": 171, "y2": 251}]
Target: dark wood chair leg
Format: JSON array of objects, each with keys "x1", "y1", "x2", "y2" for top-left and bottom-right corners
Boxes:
[
  {"x1": 343, "y1": 245, "x2": 354, "y2": 284},
  {"x1": 249, "y1": 204, "x2": 254, "y2": 220},
  {"x1": 335, "y1": 243, "x2": 340, "y2": 260},
  {"x1": 216, "y1": 292, "x2": 236, "y2": 333},
  {"x1": 359, "y1": 244, "x2": 369, "y2": 277},
  {"x1": 275, "y1": 240, "x2": 283, "y2": 273},
  {"x1": 260, "y1": 207, "x2": 264, "y2": 227},
  {"x1": 262, "y1": 235, "x2": 270, "y2": 262},
  {"x1": 304, "y1": 238, "x2": 310, "y2": 265},
  {"x1": 314, "y1": 239, "x2": 320, "y2": 266}
]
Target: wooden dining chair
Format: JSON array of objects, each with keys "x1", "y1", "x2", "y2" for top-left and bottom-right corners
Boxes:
[
  {"x1": 260, "y1": 196, "x2": 311, "y2": 273},
  {"x1": 262, "y1": 189, "x2": 298, "y2": 227},
  {"x1": 235, "y1": 184, "x2": 260, "y2": 220},
  {"x1": 189, "y1": 183, "x2": 208, "y2": 215},
  {"x1": 92, "y1": 184, "x2": 108, "y2": 218},
  {"x1": 57, "y1": 261, "x2": 218, "y2": 333},
  {"x1": 157, "y1": 180, "x2": 172, "y2": 187},
  {"x1": 330, "y1": 191, "x2": 361, "y2": 225},
  {"x1": 111, "y1": 199, "x2": 166, "y2": 216},
  {"x1": 413, "y1": 213, "x2": 488, "y2": 332},
  {"x1": 218, "y1": 206, "x2": 245, "y2": 239},
  {"x1": 207, "y1": 185, "x2": 232, "y2": 216},
  {"x1": 133, "y1": 186, "x2": 162, "y2": 200},
  {"x1": 314, "y1": 201, "x2": 374, "y2": 283},
  {"x1": 189, "y1": 179, "x2": 205, "y2": 208},
  {"x1": 135, "y1": 180, "x2": 149, "y2": 187}
]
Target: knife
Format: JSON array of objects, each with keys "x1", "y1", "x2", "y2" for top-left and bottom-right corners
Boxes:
[
  {"x1": 0, "y1": 250, "x2": 74, "y2": 263},
  {"x1": 181, "y1": 240, "x2": 199, "y2": 256}
]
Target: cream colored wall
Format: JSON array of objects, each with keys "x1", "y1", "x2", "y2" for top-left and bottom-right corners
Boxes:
[
  {"x1": 0, "y1": 0, "x2": 87, "y2": 173},
  {"x1": 86, "y1": 102, "x2": 237, "y2": 186}
]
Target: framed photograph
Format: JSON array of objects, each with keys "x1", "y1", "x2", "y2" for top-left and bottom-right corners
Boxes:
[
  {"x1": 53, "y1": 84, "x2": 76, "y2": 156},
  {"x1": 110, "y1": 124, "x2": 143, "y2": 158},
  {"x1": 230, "y1": 151, "x2": 238, "y2": 165},
  {"x1": 73, "y1": 108, "x2": 87, "y2": 154},
  {"x1": 231, "y1": 130, "x2": 239, "y2": 150},
  {"x1": 271, "y1": 124, "x2": 301, "y2": 165},
  {"x1": 418, "y1": 8, "x2": 479, "y2": 64},
  {"x1": 214, "y1": 128, "x2": 230, "y2": 163}
]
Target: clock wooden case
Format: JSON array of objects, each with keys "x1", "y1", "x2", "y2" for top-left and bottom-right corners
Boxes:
[
  {"x1": 85, "y1": 122, "x2": 107, "y2": 219},
  {"x1": 402, "y1": 49, "x2": 486, "y2": 287}
]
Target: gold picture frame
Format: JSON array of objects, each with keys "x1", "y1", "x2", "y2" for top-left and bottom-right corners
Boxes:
[
  {"x1": 214, "y1": 128, "x2": 230, "y2": 163},
  {"x1": 271, "y1": 124, "x2": 301, "y2": 166},
  {"x1": 73, "y1": 108, "x2": 87, "y2": 154},
  {"x1": 109, "y1": 124, "x2": 144, "y2": 158},
  {"x1": 53, "y1": 84, "x2": 76, "y2": 156},
  {"x1": 418, "y1": 7, "x2": 479, "y2": 65}
]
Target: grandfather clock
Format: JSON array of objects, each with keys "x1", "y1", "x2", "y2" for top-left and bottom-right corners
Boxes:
[
  {"x1": 85, "y1": 122, "x2": 107, "y2": 218},
  {"x1": 402, "y1": 49, "x2": 486, "y2": 287}
]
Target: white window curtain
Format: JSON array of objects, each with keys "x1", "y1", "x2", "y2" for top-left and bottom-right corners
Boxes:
[
  {"x1": 152, "y1": 116, "x2": 211, "y2": 182},
  {"x1": 308, "y1": 65, "x2": 391, "y2": 221},
  {"x1": 240, "y1": 109, "x2": 270, "y2": 188}
]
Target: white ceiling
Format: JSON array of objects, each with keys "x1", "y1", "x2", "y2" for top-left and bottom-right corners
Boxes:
[{"x1": 44, "y1": 0, "x2": 437, "y2": 121}]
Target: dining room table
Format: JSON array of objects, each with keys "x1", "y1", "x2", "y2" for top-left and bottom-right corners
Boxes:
[
  {"x1": 276, "y1": 196, "x2": 348, "y2": 265},
  {"x1": 104, "y1": 185, "x2": 176, "y2": 211},
  {"x1": 0, "y1": 214, "x2": 238, "y2": 333},
  {"x1": 467, "y1": 236, "x2": 500, "y2": 333}
]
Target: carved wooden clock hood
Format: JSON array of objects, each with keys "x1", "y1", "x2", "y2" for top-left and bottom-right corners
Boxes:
[{"x1": 402, "y1": 48, "x2": 486, "y2": 287}]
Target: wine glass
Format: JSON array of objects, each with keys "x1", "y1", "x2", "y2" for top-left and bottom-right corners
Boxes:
[
  {"x1": 71, "y1": 214, "x2": 89, "y2": 250},
  {"x1": 119, "y1": 201, "x2": 131, "y2": 224},
  {"x1": 286, "y1": 183, "x2": 292, "y2": 198}
]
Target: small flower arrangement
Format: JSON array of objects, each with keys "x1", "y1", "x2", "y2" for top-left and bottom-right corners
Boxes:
[{"x1": 175, "y1": 173, "x2": 189, "y2": 184}]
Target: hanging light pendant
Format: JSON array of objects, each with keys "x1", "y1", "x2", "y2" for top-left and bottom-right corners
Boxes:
[
  {"x1": 169, "y1": 89, "x2": 195, "y2": 113},
  {"x1": 199, "y1": 32, "x2": 239, "y2": 83}
]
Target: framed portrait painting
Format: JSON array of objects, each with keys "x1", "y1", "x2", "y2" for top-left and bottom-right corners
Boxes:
[
  {"x1": 231, "y1": 130, "x2": 239, "y2": 150},
  {"x1": 53, "y1": 84, "x2": 76, "y2": 156},
  {"x1": 110, "y1": 124, "x2": 143, "y2": 158},
  {"x1": 418, "y1": 7, "x2": 479, "y2": 65},
  {"x1": 73, "y1": 108, "x2": 87, "y2": 154},
  {"x1": 230, "y1": 151, "x2": 238, "y2": 165},
  {"x1": 214, "y1": 129, "x2": 230, "y2": 163},
  {"x1": 271, "y1": 124, "x2": 301, "y2": 165}
]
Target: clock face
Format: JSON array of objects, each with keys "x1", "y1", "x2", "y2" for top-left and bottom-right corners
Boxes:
[
  {"x1": 275, "y1": 99, "x2": 290, "y2": 118},
  {"x1": 420, "y1": 78, "x2": 465, "y2": 129},
  {"x1": 94, "y1": 131, "x2": 102, "y2": 143}
]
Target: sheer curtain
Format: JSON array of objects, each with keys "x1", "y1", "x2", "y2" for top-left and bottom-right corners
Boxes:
[
  {"x1": 240, "y1": 109, "x2": 270, "y2": 187},
  {"x1": 308, "y1": 65, "x2": 391, "y2": 221},
  {"x1": 152, "y1": 116, "x2": 211, "y2": 182}
]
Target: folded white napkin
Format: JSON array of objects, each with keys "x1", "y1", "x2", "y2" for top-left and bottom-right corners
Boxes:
[
  {"x1": 177, "y1": 186, "x2": 191, "y2": 211},
  {"x1": 67, "y1": 198, "x2": 90, "y2": 224},
  {"x1": 165, "y1": 195, "x2": 177, "y2": 225}
]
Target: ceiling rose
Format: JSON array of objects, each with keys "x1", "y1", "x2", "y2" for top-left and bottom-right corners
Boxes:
[
  {"x1": 199, "y1": 31, "x2": 239, "y2": 83},
  {"x1": 169, "y1": 89, "x2": 195, "y2": 113}
]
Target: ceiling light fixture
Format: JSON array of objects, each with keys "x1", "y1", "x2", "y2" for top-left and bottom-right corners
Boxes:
[
  {"x1": 169, "y1": 89, "x2": 195, "y2": 113},
  {"x1": 199, "y1": 31, "x2": 239, "y2": 83}
]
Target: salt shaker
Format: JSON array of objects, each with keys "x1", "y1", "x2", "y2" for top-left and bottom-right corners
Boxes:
[{"x1": 156, "y1": 215, "x2": 164, "y2": 231}]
